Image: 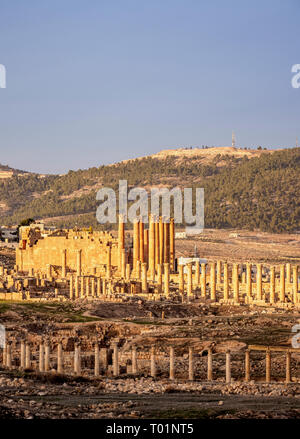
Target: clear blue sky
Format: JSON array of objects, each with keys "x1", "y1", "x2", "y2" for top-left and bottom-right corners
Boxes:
[{"x1": 0, "y1": 0, "x2": 299, "y2": 174}]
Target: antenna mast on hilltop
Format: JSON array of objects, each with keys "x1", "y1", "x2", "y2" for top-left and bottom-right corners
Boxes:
[{"x1": 232, "y1": 131, "x2": 236, "y2": 148}]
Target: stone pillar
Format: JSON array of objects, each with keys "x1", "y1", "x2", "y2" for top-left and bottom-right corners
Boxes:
[
  {"x1": 2, "y1": 343, "x2": 6, "y2": 367},
  {"x1": 106, "y1": 245, "x2": 112, "y2": 279},
  {"x1": 20, "y1": 341, "x2": 25, "y2": 369},
  {"x1": 136, "y1": 260, "x2": 141, "y2": 280},
  {"x1": 223, "y1": 262, "x2": 229, "y2": 300},
  {"x1": 139, "y1": 220, "x2": 144, "y2": 264},
  {"x1": 132, "y1": 347, "x2": 137, "y2": 374},
  {"x1": 141, "y1": 262, "x2": 148, "y2": 293},
  {"x1": 97, "y1": 277, "x2": 101, "y2": 296},
  {"x1": 170, "y1": 218, "x2": 175, "y2": 272},
  {"x1": 46, "y1": 264, "x2": 51, "y2": 279},
  {"x1": 225, "y1": 350, "x2": 231, "y2": 383},
  {"x1": 25, "y1": 343, "x2": 31, "y2": 369},
  {"x1": 121, "y1": 249, "x2": 126, "y2": 279},
  {"x1": 286, "y1": 263, "x2": 291, "y2": 284},
  {"x1": 125, "y1": 264, "x2": 131, "y2": 281},
  {"x1": 245, "y1": 349, "x2": 250, "y2": 382},
  {"x1": 155, "y1": 218, "x2": 159, "y2": 269},
  {"x1": 210, "y1": 262, "x2": 216, "y2": 301},
  {"x1": 285, "y1": 350, "x2": 291, "y2": 383},
  {"x1": 187, "y1": 263, "x2": 193, "y2": 298},
  {"x1": 133, "y1": 220, "x2": 140, "y2": 271},
  {"x1": 293, "y1": 265, "x2": 298, "y2": 304},
  {"x1": 76, "y1": 250, "x2": 82, "y2": 276},
  {"x1": 6, "y1": 342, "x2": 12, "y2": 368},
  {"x1": 246, "y1": 263, "x2": 252, "y2": 299},
  {"x1": 57, "y1": 343, "x2": 63, "y2": 374},
  {"x1": 94, "y1": 344, "x2": 100, "y2": 377},
  {"x1": 169, "y1": 346, "x2": 175, "y2": 380},
  {"x1": 39, "y1": 343, "x2": 44, "y2": 372},
  {"x1": 80, "y1": 276, "x2": 84, "y2": 298},
  {"x1": 216, "y1": 260, "x2": 221, "y2": 285},
  {"x1": 113, "y1": 343, "x2": 119, "y2": 376},
  {"x1": 44, "y1": 342, "x2": 50, "y2": 372},
  {"x1": 164, "y1": 263, "x2": 170, "y2": 296},
  {"x1": 85, "y1": 277, "x2": 90, "y2": 297},
  {"x1": 159, "y1": 217, "x2": 164, "y2": 265},
  {"x1": 270, "y1": 266, "x2": 275, "y2": 304},
  {"x1": 91, "y1": 277, "x2": 95, "y2": 297},
  {"x1": 118, "y1": 214, "x2": 125, "y2": 271},
  {"x1": 280, "y1": 265, "x2": 285, "y2": 302},
  {"x1": 207, "y1": 348, "x2": 213, "y2": 381},
  {"x1": 232, "y1": 263, "x2": 239, "y2": 303},
  {"x1": 74, "y1": 344, "x2": 81, "y2": 375},
  {"x1": 149, "y1": 216, "x2": 155, "y2": 279},
  {"x1": 150, "y1": 346, "x2": 156, "y2": 378},
  {"x1": 201, "y1": 263, "x2": 206, "y2": 297},
  {"x1": 75, "y1": 276, "x2": 79, "y2": 299},
  {"x1": 266, "y1": 349, "x2": 271, "y2": 383},
  {"x1": 156, "y1": 263, "x2": 162, "y2": 293},
  {"x1": 144, "y1": 229, "x2": 149, "y2": 266},
  {"x1": 69, "y1": 276, "x2": 74, "y2": 300},
  {"x1": 256, "y1": 263, "x2": 262, "y2": 300},
  {"x1": 188, "y1": 347, "x2": 194, "y2": 381},
  {"x1": 163, "y1": 221, "x2": 170, "y2": 263},
  {"x1": 179, "y1": 264, "x2": 184, "y2": 294},
  {"x1": 61, "y1": 249, "x2": 67, "y2": 278},
  {"x1": 194, "y1": 260, "x2": 200, "y2": 286}
]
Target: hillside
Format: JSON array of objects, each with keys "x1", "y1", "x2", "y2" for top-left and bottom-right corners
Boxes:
[{"x1": 0, "y1": 146, "x2": 299, "y2": 233}]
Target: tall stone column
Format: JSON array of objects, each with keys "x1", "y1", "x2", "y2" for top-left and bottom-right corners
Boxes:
[
  {"x1": 106, "y1": 245, "x2": 112, "y2": 279},
  {"x1": 232, "y1": 263, "x2": 239, "y2": 303},
  {"x1": 156, "y1": 263, "x2": 162, "y2": 294},
  {"x1": 80, "y1": 276, "x2": 84, "y2": 298},
  {"x1": 169, "y1": 346, "x2": 175, "y2": 380},
  {"x1": 102, "y1": 278, "x2": 106, "y2": 296},
  {"x1": 139, "y1": 220, "x2": 144, "y2": 264},
  {"x1": 91, "y1": 277, "x2": 95, "y2": 297},
  {"x1": 132, "y1": 347, "x2": 137, "y2": 374},
  {"x1": 286, "y1": 350, "x2": 291, "y2": 383},
  {"x1": 150, "y1": 346, "x2": 156, "y2": 378},
  {"x1": 121, "y1": 249, "x2": 126, "y2": 279},
  {"x1": 39, "y1": 343, "x2": 44, "y2": 372},
  {"x1": 118, "y1": 214, "x2": 125, "y2": 271},
  {"x1": 113, "y1": 342, "x2": 119, "y2": 376},
  {"x1": 149, "y1": 215, "x2": 155, "y2": 279},
  {"x1": 270, "y1": 266, "x2": 275, "y2": 304},
  {"x1": 141, "y1": 262, "x2": 148, "y2": 293},
  {"x1": 246, "y1": 263, "x2": 252, "y2": 299},
  {"x1": 266, "y1": 349, "x2": 271, "y2": 383},
  {"x1": 163, "y1": 221, "x2": 170, "y2": 263},
  {"x1": 210, "y1": 262, "x2": 216, "y2": 301},
  {"x1": 195, "y1": 260, "x2": 200, "y2": 286},
  {"x1": 136, "y1": 260, "x2": 141, "y2": 280},
  {"x1": 245, "y1": 349, "x2": 250, "y2": 382},
  {"x1": 170, "y1": 218, "x2": 175, "y2": 272},
  {"x1": 155, "y1": 218, "x2": 160, "y2": 270},
  {"x1": 25, "y1": 343, "x2": 31, "y2": 369},
  {"x1": 94, "y1": 344, "x2": 100, "y2": 377},
  {"x1": 126, "y1": 264, "x2": 131, "y2": 282},
  {"x1": 85, "y1": 277, "x2": 90, "y2": 297},
  {"x1": 256, "y1": 263, "x2": 262, "y2": 300},
  {"x1": 57, "y1": 343, "x2": 63, "y2": 374},
  {"x1": 293, "y1": 265, "x2": 298, "y2": 304},
  {"x1": 74, "y1": 344, "x2": 81, "y2": 375},
  {"x1": 61, "y1": 249, "x2": 67, "y2": 278},
  {"x1": 159, "y1": 217, "x2": 164, "y2": 265},
  {"x1": 223, "y1": 262, "x2": 229, "y2": 300},
  {"x1": 75, "y1": 276, "x2": 79, "y2": 299},
  {"x1": 69, "y1": 276, "x2": 74, "y2": 300},
  {"x1": 187, "y1": 263, "x2": 193, "y2": 298},
  {"x1": 225, "y1": 350, "x2": 231, "y2": 383},
  {"x1": 280, "y1": 265, "x2": 285, "y2": 302},
  {"x1": 286, "y1": 263, "x2": 291, "y2": 284},
  {"x1": 164, "y1": 263, "x2": 170, "y2": 296},
  {"x1": 188, "y1": 347, "x2": 194, "y2": 381},
  {"x1": 179, "y1": 264, "x2": 184, "y2": 294},
  {"x1": 216, "y1": 260, "x2": 221, "y2": 285},
  {"x1": 20, "y1": 341, "x2": 25, "y2": 369},
  {"x1": 133, "y1": 220, "x2": 140, "y2": 271},
  {"x1": 207, "y1": 348, "x2": 213, "y2": 381},
  {"x1": 97, "y1": 277, "x2": 101, "y2": 296},
  {"x1": 44, "y1": 342, "x2": 50, "y2": 372},
  {"x1": 200, "y1": 263, "x2": 206, "y2": 297},
  {"x1": 144, "y1": 229, "x2": 149, "y2": 266},
  {"x1": 76, "y1": 250, "x2": 82, "y2": 276}
]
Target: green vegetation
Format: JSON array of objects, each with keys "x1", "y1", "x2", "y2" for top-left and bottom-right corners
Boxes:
[{"x1": 0, "y1": 148, "x2": 300, "y2": 233}]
